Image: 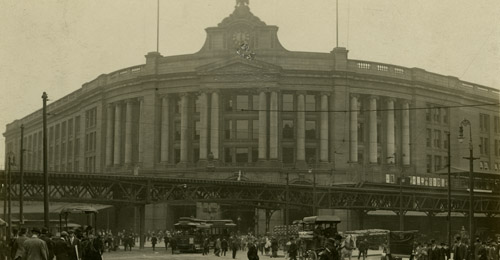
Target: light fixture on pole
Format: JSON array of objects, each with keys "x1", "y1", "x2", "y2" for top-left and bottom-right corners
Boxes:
[
  {"x1": 458, "y1": 119, "x2": 476, "y2": 248},
  {"x1": 309, "y1": 167, "x2": 316, "y2": 216}
]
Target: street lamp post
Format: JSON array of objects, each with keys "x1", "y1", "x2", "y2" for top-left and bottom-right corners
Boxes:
[
  {"x1": 399, "y1": 170, "x2": 404, "y2": 231},
  {"x1": 458, "y1": 119, "x2": 476, "y2": 251},
  {"x1": 42, "y1": 92, "x2": 50, "y2": 228},
  {"x1": 309, "y1": 167, "x2": 316, "y2": 215}
]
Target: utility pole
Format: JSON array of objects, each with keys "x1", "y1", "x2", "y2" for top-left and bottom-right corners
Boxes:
[
  {"x1": 285, "y1": 170, "x2": 289, "y2": 237},
  {"x1": 42, "y1": 92, "x2": 50, "y2": 228},
  {"x1": 7, "y1": 155, "x2": 12, "y2": 239},
  {"x1": 20, "y1": 124, "x2": 25, "y2": 226},
  {"x1": 399, "y1": 169, "x2": 404, "y2": 231},
  {"x1": 447, "y1": 132, "x2": 451, "y2": 248}
]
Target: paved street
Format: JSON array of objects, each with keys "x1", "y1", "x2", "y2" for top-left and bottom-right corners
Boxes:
[{"x1": 103, "y1": 247, "x2": 383, "y2": 260}]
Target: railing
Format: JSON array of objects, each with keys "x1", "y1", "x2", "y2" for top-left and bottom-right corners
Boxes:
[{"x1": 348, "y1": 59, "x2": 498, "y2": 98}]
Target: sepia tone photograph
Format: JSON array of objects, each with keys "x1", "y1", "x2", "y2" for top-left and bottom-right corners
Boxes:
[{"x1": 0, "y1": 0, "x2": 499, "y2": 259}]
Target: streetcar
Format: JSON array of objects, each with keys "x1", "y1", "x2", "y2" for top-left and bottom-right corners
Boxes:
[{"x1": 173, "y1": 217, "x2": 210, "y2": 253}]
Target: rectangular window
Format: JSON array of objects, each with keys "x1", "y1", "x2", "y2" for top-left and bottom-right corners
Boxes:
[
  {"x1": 236, "y1": 148, "x2": 249, "y2": 163},
  {"x1": 224, "y1": 147, "x2": 232, "y2": 163},
  {"x1": 305, "y1": 148, "x2": 317, "y2": 164},
  {"x1": 195, "y1": 96, "x2": 201, "y2": 113},
  {"x1": 252, "y1": 95, "x2": 259, "y2": 110},
  {"x1": 55, "y1": 124, "x2": 60, "y2": 141},
  {"x1": 225, "y1": 120, "x2": 233, "y2": 139},
  {"x1": 62, "y1": 122, "x2": 67, "y2": 139},
  {"x1": 175, "y1": 98, "x2": 181, "y2": 114},
  {"x1": 282, "y1": 148, "x2": 294, "y2": 163},
  {"x1": 252, "y1": 120, "x2": 259, "y2": 140},
  {"x1": 174, "y1": 149, "x2": 180, "y2": 163},
  {"x1": 194, "y1": 121, "x2": 200, "y2": 140},
  {"x1": 75, "y1": 116, "x2": 81, "y2": 135},
  {"x1": 252, "y1": 148, "x2": 258, "y2": 162},
  {"x1": 426, "y1": 105, "x2": 432, "y2": 121},
  {"x1": 480, "y1": 114, "x2": 490, "y2": 132},
  {"x1": 225, "y1": 96, "x2": 233, "y2": 111},
  {"x1": 434, "y1": 156, "x2": 442, "y2": 172},
  {"x1": 175, "y1": 122, "x2": 181, "y2": 140},
  {"x1": 236, "y1": 120, "x2": 248, "y2": 139},
  {"x1": 236, "y1": 95, "x2": 249, "y2": 111},
  {"x1": 443, "y1": 108, "x2": 449, "y2": 124},
  {"x1": 305, "y1": 95, "x2": 316, "y2": 111},
  {"x1": 68, "y1": 140, "x2": 73, "y2": 158},
  {"x1": 495, "y1": 140, "x2": 500, "y2": 157},
  {"x1": 68, "y1": 119, "x2": 73, "y2": 137},
  {"x1": 282, "y1": 120, "x2": 294, "y2": 139},
  {"x1": 426, "y1": 129, "x2": 432, "y2": 147},
  {"x1": 75, "y1": 138, "x2": 80, "y2": 157},
  {"x1": 358, "y1": 123, "x2": 364, "y2": 143},
  {"x1": 193, "y1": 148, "x2": 200, "y2": 163},
  {"x1": 305, "y1": 121, "x2": 317, "y2": 139},
  {"x1": 283, "y1": 94, "x2": 294, "y2": 111},
  {"x1": 434, "y1": 107, "x2": 440, "y2": 122},
  {"x1": 358, "y1": 100, "x2": 364, "y2": 116},
  {"x1": 434, "y1": 130, "x2": 441, "y2": 148},
  {"x1": 494, "y1": 116, "x2": 500, "y2": 133},
  {"x1": 426, "y1": 155, "x2": 432, "y2": 173}
]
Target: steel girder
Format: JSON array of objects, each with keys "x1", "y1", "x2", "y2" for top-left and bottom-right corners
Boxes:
[{"x1": 0, "y1": 171, "x2": 499, "y2": 215}]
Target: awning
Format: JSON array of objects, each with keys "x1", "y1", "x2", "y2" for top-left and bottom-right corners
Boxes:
[{"x1": 60, "y1": 205, "x2": 98, "y2": 215}]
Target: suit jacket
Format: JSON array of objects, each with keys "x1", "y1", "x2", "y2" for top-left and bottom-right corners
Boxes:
[
  {"x1": 67, "y1": 237, "x2": 81, "y2": 260},
  {"x1": 13, "y1": 235, "x2": 29, "y2": 260},
  {"x1": 53, "y1": 238, "x2": 70, "y2": 260},
  {"x1": 453, "y1": 243, "x2": 467, "y2": 260},
  {"x1": 23, "y1": 236, "x2": 49, "y2": 260},
  {"x1": 428, "y1": 246, "x2": 441, "y2": 260}
]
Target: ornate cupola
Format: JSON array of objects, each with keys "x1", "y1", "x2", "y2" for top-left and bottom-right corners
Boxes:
[{"x1": 198, "y1": 0, "x2": 286, "y2": 53}]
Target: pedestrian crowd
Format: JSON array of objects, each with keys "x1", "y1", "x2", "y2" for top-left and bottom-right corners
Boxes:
[{"x1": 1, "y1": 225, "x2": 105, "y2": 260}]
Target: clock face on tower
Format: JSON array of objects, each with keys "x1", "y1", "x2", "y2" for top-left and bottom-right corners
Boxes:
[{"x1": 232, "y1": 31, "x2": 250, "y2": 45}]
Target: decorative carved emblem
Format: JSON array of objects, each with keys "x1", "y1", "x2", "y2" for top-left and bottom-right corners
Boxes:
[{"x1": 236, "y1": 0, "x2": 249, "y2": 7}]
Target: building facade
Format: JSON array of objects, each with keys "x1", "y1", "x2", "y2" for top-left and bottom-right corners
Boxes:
[{"x1": 4, "y1": 2, "x2": 500, "y2": 233}]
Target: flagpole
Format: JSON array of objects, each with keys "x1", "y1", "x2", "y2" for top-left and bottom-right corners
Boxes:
[
  {"x1": 157, "y1": 0, "x2": 160, "y2": 52},
  {"x1": 336, "y1": 0, "x2": 339, "y2": 47}
]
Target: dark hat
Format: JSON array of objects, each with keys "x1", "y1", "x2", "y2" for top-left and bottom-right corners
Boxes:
[
  {"x1": 334, "y1": 234, "x2": 343, "y2": 241},
  {"x1": 41, "y1": 227, "x2": 49, "y2": 234},
  {"x1": 68, "y1": 230, "x2": 74, "y2": 234},
  {"x1": 326, "y1": 238, "x2": 336, "y2": 245},
  {"x1": 31, "y1": 227, "x2": 41, "y2": 234},
  {"x1": 61, "y1": 231, "x2": 69, "y2": 237}
]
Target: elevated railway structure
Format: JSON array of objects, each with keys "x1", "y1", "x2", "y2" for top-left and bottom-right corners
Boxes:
[{"x1": 1, "y1": 170, "x2": 499, "y2": 215}]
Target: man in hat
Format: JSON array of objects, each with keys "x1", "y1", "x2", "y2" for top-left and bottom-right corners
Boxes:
[
  {"x1": 67, "y1": 230, "x2": 81, "y2": 260},
  {"x1": 453, "y1": 237, "x2": 467, "y2": 260},
  {"x1": 288, "y1": 237, "x2": 298, "y2": 260},
  {"x1": 319, "y1": 237, "x2": 340, "y2": 260},
  {"x1": 53, "y1": 231, "x2": 70, "y2": 260},
  {"x1": 23, "y1": 227, "x2": 49, "y2": 260},
  {"x1": 13, "y1": 227, "x2": 28, "y2": 260},
  {"x1": 40, "y1": 227, "x2": 54, "y2": 260}
]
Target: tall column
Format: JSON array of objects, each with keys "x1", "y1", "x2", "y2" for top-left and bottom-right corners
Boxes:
[
  {"x1": 296, "y1": 93, "x2": 306, "y2": 162},
  {"x1": 210, "y1": 91, "x2": 220, "y2": 160},
  {"x1": 350, "y1": 95, "x2": 358, "y2": 162},
  {"x1": 180, "y1": 93, "x2": 189, "y2": 163},
  {"x1": 402, "y1": 101, "x2": 410, "y2": 165},
  {"x1": 386, "y1": 99, "x2": 395, "y2": 164},
  {"x1": 369, "y1": 96, "x2": 378, "y2": 164},
  {"x1": 113, "y1": 103, "x2": 122, "y2": 165},
  {"x1": 258, "y1": 91, "x2": 267, "y2": 160},
  {"x1": 161, "y1": 96, "x2": 170, "y2": 163},
  {"x1": 320, "y1": 93, "x2": 329, "y2": 162},
  {"x1": 137, "y1": 98, "x2": 144, "y2": 163},
  {"x1": 199, "y1": 92, "x2": 208, "y2": 161},
  {"x1": 269, "y1": 91, "x2": 279, "y2": 160},
  {"x1": 124, "y1": 100, "x2": 133, "y2": 165}
]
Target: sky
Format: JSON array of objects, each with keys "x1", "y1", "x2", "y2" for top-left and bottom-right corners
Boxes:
[{"x1": 0, "y1": 0, "x2": 499, "y2": 168}]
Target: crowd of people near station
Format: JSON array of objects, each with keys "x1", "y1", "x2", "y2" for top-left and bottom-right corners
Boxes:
[{"x1": 0, "y1": 225, "x2": 105, "y2": 260}]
